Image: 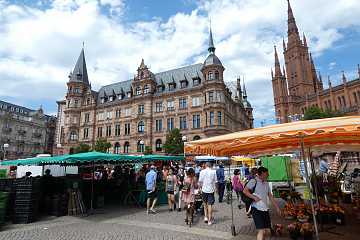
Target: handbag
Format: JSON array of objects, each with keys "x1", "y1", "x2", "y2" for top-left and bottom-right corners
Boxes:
[{"x1": 241, "y1": 179, "x2": 257, "y2": 206}]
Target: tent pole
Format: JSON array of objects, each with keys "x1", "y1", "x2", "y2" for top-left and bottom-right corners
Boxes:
[
  {"x1": 300, "y1": 137, "x2": 319, "y2": 240},
  {"x1": 308, "y1": 149, "x2": 321, "y2": 208},
  {"x1": 91, "y1": 160, "x2": 95, "y2": 213},
  {"x1": 228, "y1": 156, "x2": 236, "y2": 236}
]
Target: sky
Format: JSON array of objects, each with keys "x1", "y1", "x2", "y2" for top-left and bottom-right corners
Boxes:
[{"x1": 0, "y1": 0, "x2": 360, "y2": 128}]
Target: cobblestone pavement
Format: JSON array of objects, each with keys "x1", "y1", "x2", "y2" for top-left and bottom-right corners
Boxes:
[
  {"x1": 0, "y1": 199, "x2": 259, "y2": 240},
  {"x1": 0, "y1": 199, "x2": 357, "y2": 240}
]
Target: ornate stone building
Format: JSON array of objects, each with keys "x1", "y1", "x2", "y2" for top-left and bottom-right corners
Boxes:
[
  {"x1": 272, "y1": 0, "x2": 360, "y2": 123},
  {"x1": 55, "y1": 30, "x2": 254, "y2": 154},
  {"x1": 0, "y1": 101, "x2": 56, "y2": 160}
]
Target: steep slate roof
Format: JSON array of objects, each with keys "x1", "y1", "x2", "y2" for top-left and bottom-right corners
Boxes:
[
  {"x1": 69, "y1": 48, "x2": 89, "y2": 85},
  {"x1": 97, "y1": 63, "x2": 205, "y2": 104},
  {"x1": 0, "y1": 100, "x2": 54, "y2": 119}
]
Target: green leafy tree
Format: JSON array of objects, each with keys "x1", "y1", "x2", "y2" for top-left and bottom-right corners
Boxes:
[
  {"x1": 73, "y1": 143, "x2": 91, "y2": 154},
  {"x1": 93, "y1": 138, "x2": 112, "y2": 153},
  {"x1": 163, "y1": 128, "x2": 183, "y2": 155},
  {"x1": 144, "y1": 146, "x2": 153, "y2": 155},
  {"x1": 303, "y1": 106, "x2": 343, "y2": 120}
]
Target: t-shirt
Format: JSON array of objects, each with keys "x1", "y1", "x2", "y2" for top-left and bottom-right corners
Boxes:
[
  {"x1": 145, "y1": 170, "x2": 157, "y2": 191},
  {"x1": 216, "y1": 167, "x2": 225, "y2": 184},
  {"x1": 246, "y1": 177, "x2": 270, "y2": 211},
  {"x1": 199, "y1": 167, "x2": 217, "y2": 193},
  {"x1": 319, "y1": 160, "x2": 329, "y2": 173}
]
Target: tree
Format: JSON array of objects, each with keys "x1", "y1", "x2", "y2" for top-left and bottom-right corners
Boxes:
[
  {"x1": 93, "y1": 138, "x2": 112, "y2": 153},
  {"x1": 163, "y1": 128, "x2": 183, "y2": 155},
  {"x1": 144, "y1": 146, "x2": 153, "y2": 155},
  {"x1": 303, "y1": 106, "x2": 343, "y2": 120},
  {"x1": 73, "y1": 143, "x2": 91, "y2": 154}
]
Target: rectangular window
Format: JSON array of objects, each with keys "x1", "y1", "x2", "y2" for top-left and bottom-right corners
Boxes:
[
  {"x1": 84, "y1": 113, "x2": 90, "y2": 123},
  {"x1": 124, "y1": 123, "x2": 130, "y2": 135},
  {"x1": 156, "y1": 119, "x2": 163, "y2": 132},
  {"x1": 208, "y1": 91, "x2": 214, "y2": 103},
  {"x1": 106, "y1": 111, "x2": 112, "y2": 119},
  {"x1": 179, "y1": 116, "x2": 187, "y2": 129},
  {"x1": 97, "y1": 127, "x2": 103, "y2": 138},
  {"x1": 115, "y1": 124, "x2": 121, "y2": 136},
  {"x1": 180, "y1": 81, "x2": 187, "y2": 88},
  {"x1": 155, "y1": 102, "x2": 163, "y2": 112},
  {"x1": 124, "y1": 107, "x2": 131, "y2": 117},
  {"x1": 167, "y1": 118, "x2": 174, "y2": 131},
  {"x1": 179, "y1": 98, "x2": 187, "y2": 109},
  {"x1": 106, "y1": 126, "x2": 111, "y2": 137},
  {"x1": 83, "y1": 128, "x2": 89, "y2": 139},
  {"x1": 138, "y1": 104, "x2": 144, "y2": 114},
  {"x1": 167, "y1": 100, "x2": 174, "y2": 111},
  {"x1": 97, "y1": 112, "x2": 104, "y2": 121},
  {"x1": 353, "y1": 92, "x2": 358, "y2": 104},
  {"x1": 209, "y1": 111, "x2": 214, "y2": 126},
  {"x1": 115, "y1": 109, "x2": 121, "y2": 118},
  {"x1": 218, "y1": 111, "x2": 222, "y2": 125},
  {"x1": 169, "y1": 83, "x2": 175, "y2": 91},
  {"x1": 192, "y1": 96, "x2": 201, "y2": 107},
  {"x1": 192, "y1": 114, "x2": 200, "y2": 129}
]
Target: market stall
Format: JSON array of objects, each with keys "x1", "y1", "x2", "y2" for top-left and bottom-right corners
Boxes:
[{"x1": 185, "y1": 116, "x2": 360, "y2": 239}]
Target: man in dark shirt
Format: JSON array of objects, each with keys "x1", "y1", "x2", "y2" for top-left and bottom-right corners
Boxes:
[{"x1": 216, "y1": 163, "x2": 225, "y2": 203}]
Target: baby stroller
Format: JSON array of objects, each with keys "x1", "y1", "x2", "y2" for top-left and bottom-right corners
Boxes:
[{"x1": 194, "y1": 189, "x2": 203, "y2": 214}]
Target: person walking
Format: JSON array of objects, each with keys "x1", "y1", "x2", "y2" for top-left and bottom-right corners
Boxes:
[
  {"x1": 243, "y1": 167, "x2": 281, "y2": 240},
  {"x1": 177, "y1": 167, "x2": 185, "y2": 212},
  {"x1": 182, "y1": 168, "x2": 197, "y2": 225},
  {"x1": 216, "y1": 162, "x2": 225, "y2": 203},
  {"x1": 232, "y1": 169, "x2": 244, "y2": 209},
  {"x1": 145, "y1": 165, "x2": 158, "y2": 214},
  {"x1": 198, "y1": 162, "x2": 217, "y2": 225},
  {"x1": 166, "y1": 168, "x2": 177, "y2": 211}
]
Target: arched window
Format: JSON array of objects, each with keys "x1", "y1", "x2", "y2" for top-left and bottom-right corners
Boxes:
[
  {"x1": 144, "y1": 84, "x2": 150, "y2": 94},
  {"x1": 114, "y1": 142, "x2": 120, "y2": 154},
  {"x1": 155, "y1": 139, "x2": 162, "y2": 152},
  {"x1": 86, "y1": 98, "x2": 91, "y2": 105},
  {"x1": 193, "y1": 135, "x2": 201, "y2": 141},
  {"x1": 138, "y1": 121, "x2": 145, "y2": 133},
  {"x1": 208, "y1": 71, "x2": 214, "y2": 80},
  {"x1": 70, "y1": 131, "x2": 78, "y2": 141},
  {"x1": 124, "y1": 142, "x2": 130, "y2": 153},
  {"x1": 215, "y1": 71, "x2": 219, "y2": 80},
  {"x1": 137, "y1": 140, "x2": 144, "y2": 153},
  {"x1": 136, "y1": 86, "x2": 141, "y2": 95}
]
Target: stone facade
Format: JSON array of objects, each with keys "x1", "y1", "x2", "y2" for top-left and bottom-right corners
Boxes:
[
  {"x1": 272, "y1": 0, "x2": 360, "y2": 123},
  {"x1": 55, "y1": 30, "x2": 254, "y2": 155},
  {"x1": 0, "y1": 101, "x2": 56, "y2": 160}
]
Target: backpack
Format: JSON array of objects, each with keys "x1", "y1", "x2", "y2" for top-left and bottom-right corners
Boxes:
[{"x1": 241, "y1": 179, "x2": 257, "y2": 206}]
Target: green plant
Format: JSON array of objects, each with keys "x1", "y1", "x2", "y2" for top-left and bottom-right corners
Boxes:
[
  {"x1": 93, "y1": 138, "x2": 112, "y2": 153},
  {"x1": 163, "y1": 128, "x2": 183, "y2": 155}
]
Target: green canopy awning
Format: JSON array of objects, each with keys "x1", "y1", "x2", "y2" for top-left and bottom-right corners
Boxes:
[{"x1": 0, "y1": 152, "x2": 184, "y2": 166}]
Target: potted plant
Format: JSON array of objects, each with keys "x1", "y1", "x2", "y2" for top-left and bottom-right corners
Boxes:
[
  {"x1": 287, "y1": 222, "x2": 301, "y2": 240},
  {"x1": 300, "y1": 223, "x2": 314, "y2": 240}
]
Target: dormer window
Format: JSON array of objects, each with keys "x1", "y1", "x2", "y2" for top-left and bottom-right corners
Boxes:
[
  {"x1": 157, "y1": 85, "x2": 164, "y2": 92},
  {"x1": 76, "y1": 73, "x2": 82, "y2": 80},
  {"x1": 74, "y1": 88, "x2": 80, "y2": 93},
  {"x1": 193, "y1": 77, "x2": 201, "y2": 86},
  {"x1": 118, "y1": 94, "x2": 123, "y2": 100},
  {"x1": 136, "y1": 86, "x2": 141, "y2": 95},
  {"x1": 169, "y1": 83, "x2": 176, "y2": 91},
  {"x1": 109, "y1": 96, "x2": 114, "y2": 102},
  {"x1": 180, "y1": 80, "x2": 188, "y2": 89},
  {"x1": 101, "y1": 98, "x2": 105, "y2": 104},
  {"x1": 87, "y1": 98, "x2": 91, "y2": 105},
  {"x1": 144, "y1": 84, "x2": 150, "y2": 94},
  {"x1": 127, "y1": 91, "x2": 132, "y2": 98}
]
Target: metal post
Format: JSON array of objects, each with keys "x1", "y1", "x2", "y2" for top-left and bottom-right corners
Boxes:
[
  {"x1": 229, "y1": 160, "x2": 236, "y2": 236},
  {"x1": 300, "y1": 137, "x2": 319, "y2": 240},
  {"x1": 91, "y1": 160, "x2": 95, "y2": 212}
]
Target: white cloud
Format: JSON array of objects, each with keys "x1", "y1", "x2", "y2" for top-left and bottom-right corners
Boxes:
[{"x1": 0, "y1": 0, "x2": 360, "y2": 122}]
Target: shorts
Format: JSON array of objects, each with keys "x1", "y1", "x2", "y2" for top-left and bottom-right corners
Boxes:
[
  {"x1": 167, "y1": 191, "x2": 174, "y2": 195},
  {"x1": 251, "y1": 207, "x2": 271, "y2": 229},
  {"x1": 202, "y1": 192, "x2": 215, "y2": 205},
  {"x1": 147, "y1": 190, "x2": 158, "y2": 200}
]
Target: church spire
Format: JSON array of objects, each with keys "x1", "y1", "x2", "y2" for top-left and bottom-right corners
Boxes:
[
  {"x1": 274, "y1": 46, "x2": 282, "y2": 77},
  {"x1": 287, "y1": 0, "x2": 300, "y2": 46},
  {"x1": 242, "y1": 78, "x2": 247, "y2": 99},
  {"x1": 208, "y1": 24, "x2": 216, "y2": 54},
  {"x1": 358, "y1": 64, "x2": 360, "y2": 79},
  {"x1": 237, "y1": 77, "x2": 243, "y2": 101},
  {"x1": 69, "y1": 46, "x2": 89, "y2": 85},
  {"x1": 303, "y1": 33, "x2": 307, "y2": 47},
  {"x1": 342, "y1": 71, "x2": 347, "y2": 84},
  {"x1": 328, "y1": 76, "x2": 332, "y2": 88}
]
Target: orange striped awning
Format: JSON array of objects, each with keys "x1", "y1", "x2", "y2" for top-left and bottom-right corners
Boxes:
[{"x1": 184, "y1": 116, "x2": 360, "y2": 156}]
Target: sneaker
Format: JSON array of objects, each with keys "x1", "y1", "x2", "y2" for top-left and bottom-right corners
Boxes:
[
  {"x1": 146, "y1": 210, "x2": 149, "y2": 215},
  {"x1": 150, "y1": 209, "x2": 157, "y2": 214},
  {"x1": 177, "y1": 208, "x2": 181, "y2": 212},
  {"x1": 204, "y1": 217, "x2": 208, "y2": 223},
  {"x1": 208, "y1": 221, "x2": 213, "y2": 225}
]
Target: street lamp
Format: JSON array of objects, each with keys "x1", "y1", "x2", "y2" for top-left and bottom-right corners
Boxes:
[
  {"x1": 3, "y1": 143, "x2": 9, "y2": 161},
  {"x1": 181, "y1": 136, "x2": 187, "y2": 159}
]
